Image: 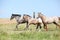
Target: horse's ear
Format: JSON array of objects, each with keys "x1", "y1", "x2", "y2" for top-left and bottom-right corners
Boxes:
[
  {"x1": 38, "y1": 12, "x2": 40, "y2": 15},
  {"x1": 38, "y1": 12, "x2": 42, "y2": 15}
]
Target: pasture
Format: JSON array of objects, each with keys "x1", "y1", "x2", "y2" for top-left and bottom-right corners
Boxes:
[{"x1": 0, "y1": 18, "x2": 60, "y2": 40}]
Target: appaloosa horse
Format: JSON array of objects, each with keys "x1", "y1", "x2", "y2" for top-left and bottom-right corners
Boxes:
[
  {"x1": 38, "y1": 12, "x2": 60, "y2": 31},
  {"x1": 23, "y1": 14, "x2": 42, "y2": 30}
]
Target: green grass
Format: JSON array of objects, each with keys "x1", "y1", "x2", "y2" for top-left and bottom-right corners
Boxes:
[{"x1": 0, "y1": 23, "x2": 60, "y2": 40}]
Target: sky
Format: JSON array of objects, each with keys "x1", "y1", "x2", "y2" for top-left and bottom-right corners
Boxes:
[{"x1": 0, "y1": 0, "x2": 60, "y2": 18}]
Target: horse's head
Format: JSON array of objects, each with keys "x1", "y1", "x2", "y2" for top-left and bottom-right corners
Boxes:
[
  {"x1": 10, "y1": 14, "x2": 21, "y2": 20},
  {"x1": 23, "y1": 14, "x2": 32, "y2": 21},
  {"x1": 37, "y1": 12, "x2": 46, "y2": 19},
  {"x1": 37, "y1": 12, "x2": 47, "y2": 22},
  {"x1": 38, "y1": 12, "x2": 43, "y2": 17}
]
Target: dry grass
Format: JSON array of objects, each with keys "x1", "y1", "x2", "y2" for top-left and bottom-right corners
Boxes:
[{"x1": 0, "y1": 18, "x2": 16, "y2": 24}]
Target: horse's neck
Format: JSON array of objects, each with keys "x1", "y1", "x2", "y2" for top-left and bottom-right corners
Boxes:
[
  {"x1": 15, "y1": 16, "x2": 20, "y2": 22},
  {"x1": 40, "y1": 15, "x2": 47, "y2": 21},
  {"x1": 28, "y1": 17, "x2": 31, "y2": 20},
  {"x1": 26, "y1": 17, "x2": 31, "y2": 22}
]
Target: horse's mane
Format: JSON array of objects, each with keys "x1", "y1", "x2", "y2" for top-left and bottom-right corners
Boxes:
[
  {"x1": 12, "y1": 14, "x2": 21, "y2": 17},
  {"x1": 38, "y1": 12, "x2": 46, "y2": 17},
  {"x1": 38, "y1": 12, "x2": 44, "y2": 16},
  {"x1": 23, "y1": 14, "x2": 32, "y2": 18}
]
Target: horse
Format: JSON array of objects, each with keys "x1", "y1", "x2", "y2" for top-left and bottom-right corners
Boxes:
[
  {"x1": 37, "y1": 12, "x2": 60, "y2": 31},
  {"x1": 10, "y1": 14, "x2": 28, "y2": 30},
  {"x1": 23, "y1": 14, "x2": 42, "y2": 30},
  {"x1": 10, "y1": 14, "x2": 42, "y2": 30}
]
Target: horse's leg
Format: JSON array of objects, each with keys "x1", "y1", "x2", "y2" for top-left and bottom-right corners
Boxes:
[
  {"x1": 39, "y1": 24, "x2": 42, "y2": 29},
  {"x1": 16, "y1": 23, "x2": 19, "y2": 30},
  {"x1": 53, "y1": 22, "x2": 60, "y2": 28},
  {"x1": 24, "y1": 22, "x2": 29, "y2": 30},
  {"x1": 44, "y1": 24, "x2": 48, "y2": 31},
  {"x1": 36, "y1": 24, "x2": 39, "y2": 29},
  {"x1": 36, "y1": 23, "x2": 41, "y2": 29},
  {"x1": 36, "y1": 24, "x2": 42, "y2": 31},
  {"x1": 26, "y1": 23, "x2": 29, "y2": 29},
  {"x1": 43, "y1": 24, "x2": 45, "y2": 29}
]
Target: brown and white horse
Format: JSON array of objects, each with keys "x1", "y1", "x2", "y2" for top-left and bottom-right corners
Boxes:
[
  {"x1": 38, "y1": 12, "x2": 60, "y2": 31},
  {"x1": 23, "y1": 14, "x2": 43, "y2": 30}
]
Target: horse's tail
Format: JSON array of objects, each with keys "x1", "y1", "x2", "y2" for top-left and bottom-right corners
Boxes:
[{"x1": 58, "y1": 17, "x2": 60, "y2": 20}]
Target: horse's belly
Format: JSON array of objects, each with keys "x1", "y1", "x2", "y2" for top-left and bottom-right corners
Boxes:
[
  {"x1": 37, "y1": 18, "x2": 42, "y2": 23},
  {"x1": 46, "y1": 20, "x2": 54, "y2": 24},
  {"x1": 29, "y1": 20, "x2": 37, "y2": 24}
]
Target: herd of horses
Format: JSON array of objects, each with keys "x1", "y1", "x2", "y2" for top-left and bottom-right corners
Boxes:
[{"x1": 10, "y1": 12, "x2": 60, "y2": 31}]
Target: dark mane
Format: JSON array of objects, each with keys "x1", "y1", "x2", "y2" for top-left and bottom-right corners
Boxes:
[
  {"x1": 12, "y1": 14, "x2": 21, "y2": 17},
  {"x1": 23, "y1": 14, "x2": 32, "y2": 17}
]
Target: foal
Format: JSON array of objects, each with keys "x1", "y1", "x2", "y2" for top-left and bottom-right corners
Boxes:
[
  {"x1": 38, "y1": 12, "x2": 60, "y2": 31},
  {"x1": 23, "y1": 14, "x2": 42, "y2": 30}
]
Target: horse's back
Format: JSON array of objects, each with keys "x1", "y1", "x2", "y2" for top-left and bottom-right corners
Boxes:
[
  {"x1": 45, "y1": 16, "x2": 59, "y2": 23},
  {"x1": 29, "y1": 18, "x2": 37, "y2": 23},
  {"x1": 31, "y1": 18, "x2": 42, "y2": 23},
  {"x1": 52, "y1": 16, "x2": 59, "y2": 22}
]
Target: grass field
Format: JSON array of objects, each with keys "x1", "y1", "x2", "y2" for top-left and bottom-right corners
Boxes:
[{"x1": 0, "y1": 18, "x2": 60, "y2": 40}]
